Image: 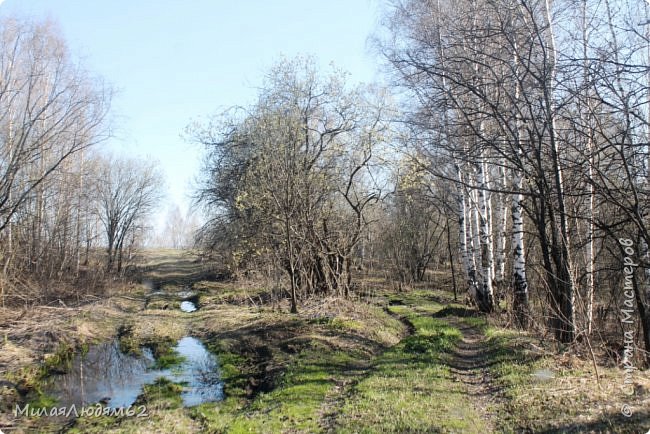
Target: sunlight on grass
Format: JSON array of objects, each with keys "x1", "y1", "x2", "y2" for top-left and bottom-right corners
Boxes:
[{"x1": 335, "y1": 298, "x2": 489, "y2": 433}]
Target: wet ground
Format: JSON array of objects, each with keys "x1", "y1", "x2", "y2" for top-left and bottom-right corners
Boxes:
[{"x1": 47, "y1": 336, "x2": 222, "y2": 408}]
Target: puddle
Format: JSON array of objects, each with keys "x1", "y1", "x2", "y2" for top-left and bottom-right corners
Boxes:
[
  {"x1": 180, "y1": 301, "x2": 197, "y2": 312},
  {"x1": 168, "y1": 337, "x2": 222, "y2": 406},
  {"x1": 47, "y1": 337, "x2": 223, "y2": 408}
]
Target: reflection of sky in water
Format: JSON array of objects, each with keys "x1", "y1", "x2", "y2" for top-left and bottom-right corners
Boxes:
[
  {"x1": 180, "y1": 301, "x2": 197, "y2": 312},
  {"x1": 169, "y1": 337, "x2": 222, "y2": 406},
  {"x1": 48, "y1": 337, "x2": 223, "y2": 408}
]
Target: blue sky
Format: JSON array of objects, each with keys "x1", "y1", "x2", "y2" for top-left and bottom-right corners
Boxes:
[{"x1": 0, "y1": 0, "x2": 382, "y2": 227}]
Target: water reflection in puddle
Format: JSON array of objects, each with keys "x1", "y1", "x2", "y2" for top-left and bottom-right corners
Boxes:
[
  {"x1": 180, "y1": 301, "x2": 197, "y2": 312},
  {"x1": 48, "y1": 337, "x2": 223, "y2": 408},
  {"x1": 169, "y1": 337, "x2": 222, "y2": 406}
]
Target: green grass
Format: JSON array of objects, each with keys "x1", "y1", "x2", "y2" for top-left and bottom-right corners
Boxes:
[
  {"x1": 139, "y1": 377, "x2": 184, "y2": 408},
  {"x1": 460, "y1": 315, "x2": 488, "y2": 331},
  {"x1": 153, "y1": 351, "x2": 186, "y2": 369},
  {"x1": 199, "y1": 339, "x2": 252, "y2": 409},
  {"x1": 227, "y1": 346, "x2": 357, "y2": 432},
  {"x1": 334, "y1": 297, "x2": 489, "y2": 433},
  {"x1": 481, "y1": 326, "x2": 626, "y2": 432},
  {"x1": 192, "y1": 341, "x2": 362, "y2": 432},
  {"x1": 188, "y1": 307, "x2": 403, "y2": 433},
  {"x1": 143, "y1": 339, "x2": 186, "y2": 369},
  {"x1": 26, "y1": 391, "x2": 58, "y2": 410}
]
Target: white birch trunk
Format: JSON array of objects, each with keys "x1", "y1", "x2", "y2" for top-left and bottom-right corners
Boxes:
[
  {"x1": 466, "y1": 180, "x2": 481, "y2": 303},
  {"x1": 457, "y1": 163, "x2": 478, "y2": 300},
  {"x1": 494, "y1": 163, "x2": 508, "y2": 287},
  {"x1": 511, "y1": 169, "x2": 529, "y2": 326},
  {"x1": 512, "y1": 38, "x2": 530, "y2": 327},
  {"x1": 477, "y1": 158, "x2": 494, "y2": 312},
  {"x1": 456, "y1": 164, "x2": 471, "y2": 282}
]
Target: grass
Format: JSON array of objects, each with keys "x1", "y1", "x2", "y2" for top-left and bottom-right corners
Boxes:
[
  {"x1": 494, "y1": 339, "x2": 604, "y2": 431},
  {"x1": 189, "y1": 306, "x2": 401, "y2": 433},
  {"x1": 141, "y1": 338, "x2": 186, "y2": 369},
  {"x1": 5, "y1": 250, "x2": 649, "y2": 433},
  {"x1": 481, "y1": 325, "x2": 650, "y2": 432},
  {"x1": 3, "y1": 340, "x2": 79, "y2": 413},
  {"x1": 224, "y1": 346, "x2": 360, "y2": 432},
  {"x1": 334, "y1": 294, "x2": 489, "y2": 433},
  {"x1": 139, "y1": 377, "x2": 185, "y2": 409},
  {"x1": 146, "y1": 299, "x2": 181, "y2": 310}
]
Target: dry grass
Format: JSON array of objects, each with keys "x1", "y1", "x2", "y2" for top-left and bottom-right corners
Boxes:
[{"x1": 2, "y1": 251, "x2": 650, "y2": 433}]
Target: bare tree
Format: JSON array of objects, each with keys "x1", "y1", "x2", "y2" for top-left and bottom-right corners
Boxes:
[
  {"x1": 0, "y1": 19, "x2": 110, "y2": 236},
  {"x1": 0, "y1": 18, "x2": 110, "y2": 304},
  {"x1": 192, "y1": 57, "x2": 388, "y2": 312},
  {"x1": 95, "y1": 155, "x2": 163, "y2": 273}
]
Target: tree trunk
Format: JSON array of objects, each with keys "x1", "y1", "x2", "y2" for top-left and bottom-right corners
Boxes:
[
  {"x1": 477, "y1": 159, "x2": 494, "y2": 312},
  {"x1": 511, "y1": 169, "x2": 529, "y2": 328},
  {"x1": 493, "y1": 164, "x2": 508, "y2": 298},
  {"x1": 456, "y1": 164, "x2": 476, "y2": 299},
  {"x1": 545, "y1": 0, "x2": 576, "y2": 342}
]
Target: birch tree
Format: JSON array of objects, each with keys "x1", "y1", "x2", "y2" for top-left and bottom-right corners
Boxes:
[{"x1": 0, "y1": 18, "x2": 110, "y2": 304}]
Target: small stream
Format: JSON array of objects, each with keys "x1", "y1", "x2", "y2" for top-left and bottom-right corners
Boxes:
[{"x1": 47, "y1": 337, "x2": 223, "y2": 408}]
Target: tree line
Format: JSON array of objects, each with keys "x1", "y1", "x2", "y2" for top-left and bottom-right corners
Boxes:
[
  {"x1": 2, "y1": 1, "x2": 649, "y2": 368},
  {"x1": 0, "y1": 18, "x2": 162, "y2": 305},
  {"x1": 193, "y1": 0, "x2": 650, "y2": 367},
  {"x1": 377, "y1": 0, "x2": 650, "y2": 363}
]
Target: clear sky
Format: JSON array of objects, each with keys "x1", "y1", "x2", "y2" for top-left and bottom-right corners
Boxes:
[{"x1": 0, "y1": 0, "x2": 382, "y2": 228}]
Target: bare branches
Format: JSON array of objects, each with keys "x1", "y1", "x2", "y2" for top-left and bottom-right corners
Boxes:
[
  {"x1": 192, "y1": 57, "x2": 389, "y2": 309},
  {"x1": 94, "y1": 155, "x2": 163, "y2": 273}
]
